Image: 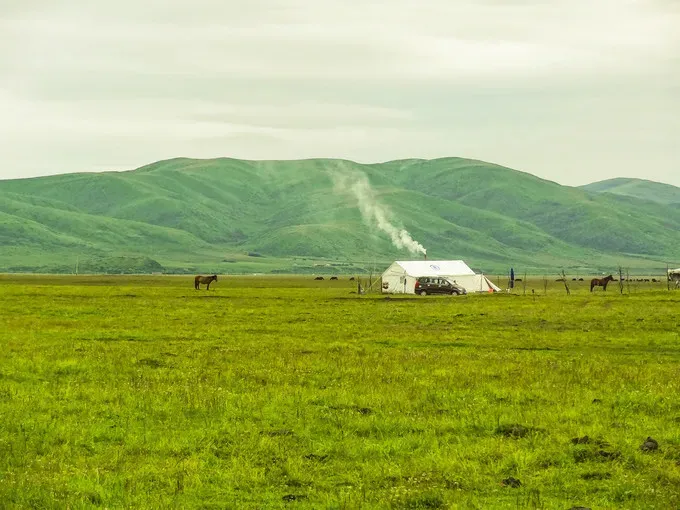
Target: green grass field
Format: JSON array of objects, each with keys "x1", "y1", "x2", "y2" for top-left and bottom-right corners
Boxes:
[{"x1": 1, "y1": 275, "x2": 679, "y2": 509}]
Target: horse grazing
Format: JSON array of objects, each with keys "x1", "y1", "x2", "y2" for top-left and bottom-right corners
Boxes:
[
  {"x1": 195, "y1": 274, "x2": 218, "y2": 290},
  {"x1": 590, "y1": 274, "x2": 614, "y2": 292}
]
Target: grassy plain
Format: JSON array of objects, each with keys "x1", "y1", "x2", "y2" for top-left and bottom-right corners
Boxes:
[{"x1": 1, "y1": 275, "x2": 679, "y2": 509}]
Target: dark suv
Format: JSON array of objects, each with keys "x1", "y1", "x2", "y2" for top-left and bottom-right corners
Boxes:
[{"x1": 414, "y1": 277, "x2": 467, "y2": 296}]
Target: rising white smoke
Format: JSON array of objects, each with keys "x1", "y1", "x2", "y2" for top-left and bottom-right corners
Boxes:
[{"x1": 331, "y1": 166, "x2": 427, "y2": 256}]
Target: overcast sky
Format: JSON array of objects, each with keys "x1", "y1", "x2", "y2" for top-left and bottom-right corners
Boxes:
[{"x1": 1, "y1": 0, "x2": 678, "y2": 186}]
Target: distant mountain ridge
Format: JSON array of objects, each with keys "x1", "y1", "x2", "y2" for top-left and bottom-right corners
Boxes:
[
  {"x1": 1, "y1": 157, "x2": 678, "y2": 274},
  {"x1": 581, "y1": 178, "x2": 680, "y2": 205}
]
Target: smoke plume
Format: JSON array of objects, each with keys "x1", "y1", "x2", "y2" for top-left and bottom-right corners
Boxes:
[{"x1": 331, "y1": 166, "x2": 427, "y2": 256}]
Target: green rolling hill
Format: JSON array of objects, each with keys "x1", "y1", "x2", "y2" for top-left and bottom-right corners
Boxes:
[
  {"x1": 581, "y1": 178, "x2": 680, "y2": 205},
  {"x1": 1, "y1": 157, "x2": 678, "y2": 274}
]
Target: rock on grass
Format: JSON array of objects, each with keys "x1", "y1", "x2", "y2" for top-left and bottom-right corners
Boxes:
[
  {"x1": 282, "y1": 494, "x2": 307, "y2": 502},
  {"x1": 640, "y1": 437, "x2": 659, "y2": 451},
  {"x1": 495, "y1": 424, "x2": 540, "y2": 438},
  {"x1": 501, "y1": 477, "x2": 522, "y2": 488}
]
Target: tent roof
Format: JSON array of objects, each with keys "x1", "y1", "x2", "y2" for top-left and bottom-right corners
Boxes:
[{"x1": 390, "y1": 260, "x2": 475, "y2": 277}]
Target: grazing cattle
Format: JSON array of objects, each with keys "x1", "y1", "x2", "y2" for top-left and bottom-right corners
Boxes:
[
  {"x1": 330, "y1": 276, "x2": 338, "y2": 280},
  {"x1": 651, "y1": 278, "x2": 658, "y2": 283},
  {"x1": 195, "y1": 274, "x2": 217, "y2": 290},
  {"x1": 349, "y1": 277, "x2": 355, "y2": 281},
  {"x1": 314, "y1": 276, "x2": 324, "y2": 280},
  {"x1": 578, "y1": 278, "x2": 584, "y2": 281},
  {"x1": 514, "y1": 278, "x2": 522, "y2": 282},
  {"x1": 572, "y1": 278, "x2": 577, "y2": 281},
  {"x1": 590, "y1": 274, "x2": 614, "y2": 292}
]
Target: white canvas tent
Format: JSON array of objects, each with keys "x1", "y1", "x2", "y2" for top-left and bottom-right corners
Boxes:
[
  {"x1": 381, "y1": 260, "x2": 501, "y2": 294},
  {"x1": 669, "y1": 268, "x2": 680, "y2": 288}
]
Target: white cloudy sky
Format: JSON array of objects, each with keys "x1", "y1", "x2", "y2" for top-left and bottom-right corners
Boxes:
[{"x1": 1, "y1": 0, "x2": 679, "y2": 186}]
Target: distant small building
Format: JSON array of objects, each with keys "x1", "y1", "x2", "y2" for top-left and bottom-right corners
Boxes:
[{"x1": 382, "y1": 260, "x2": 501, "y2": 294}]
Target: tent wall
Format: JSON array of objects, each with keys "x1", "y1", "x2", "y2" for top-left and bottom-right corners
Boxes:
[
  {"x1": 394, "y1": 260, "x2": 475, "y2": 277},
  {"x1": 381, "y1": 275, "x2": 417, "y2": 294},
  {"x1": 483, "y1": 275, "x2": 502, "y2": 292},
  {"x1": 449, "y1": 274, "x2": 501, "y2": 293},
  {"x1": 381, "y1": 260, "x2": 501, "y2": 294},
  {"x1": 381, "y1": 262, "x2": 416, "y2": 294}
]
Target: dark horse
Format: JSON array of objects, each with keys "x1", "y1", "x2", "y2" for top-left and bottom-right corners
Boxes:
[
  {"x1": 590, "y1": 274, "x2": 614, "y2": 292},
  {"x1": 195, "y1": 274, "x2": 217, "y2": 290}
]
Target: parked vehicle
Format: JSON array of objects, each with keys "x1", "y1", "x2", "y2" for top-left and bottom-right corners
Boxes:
[{"x1": 414, "y1": 277, "x2": 467, "y2": 296}]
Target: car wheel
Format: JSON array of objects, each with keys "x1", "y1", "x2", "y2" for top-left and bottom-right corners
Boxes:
[{"x1": 419, "y1": 290, "x2": 427, "y2": 296}]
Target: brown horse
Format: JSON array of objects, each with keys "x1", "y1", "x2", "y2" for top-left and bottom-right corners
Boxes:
[
  {"x1": 195, "y1": 274, "x2": 217, "y2": 290},
  {"x1": 590, "y1": 274, "x2": 614, "y2": 292}
]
